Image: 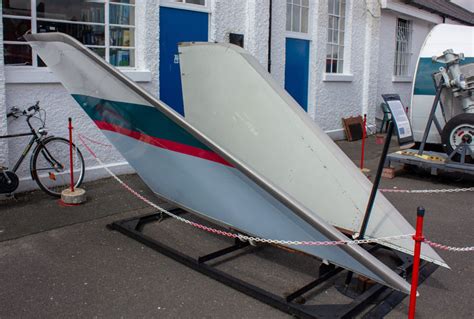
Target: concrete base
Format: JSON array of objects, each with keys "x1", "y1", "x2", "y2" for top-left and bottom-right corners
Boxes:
[{"x1": 61, "y1": 188, "x2": 87, "y2": 205}]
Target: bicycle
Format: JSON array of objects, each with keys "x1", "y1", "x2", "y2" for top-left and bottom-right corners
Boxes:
[{"x1": 0, "y1": 101, "x2": 85, "y2": 197}]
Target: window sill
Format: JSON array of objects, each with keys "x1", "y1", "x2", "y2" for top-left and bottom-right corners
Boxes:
[
  {"x1": 5, "y1": 67, "x2": 153, "y2": 84},
  {"x1": 392, "y1": 76, "x2": 413, "y2": 83},
  {"x1": 323, "y1": 73, "x2": 354, "y2": 82}
]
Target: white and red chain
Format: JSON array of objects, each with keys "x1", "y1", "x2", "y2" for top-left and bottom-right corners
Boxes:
[
  {"x1": 77, "y1": 133, "x2": 474, "y2": 251},
  {"x1": 424, "y1": 240, "x2": 474, "y2": 252},
  {"x1": 379, "y1": 187, "x2": 474, "y2": 194}
]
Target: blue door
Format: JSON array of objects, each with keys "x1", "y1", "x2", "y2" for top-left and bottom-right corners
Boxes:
[
  {"x1": 159, "y1": 7, "x2": 208, "y2": 115},
  {"x1": 284, "y1": 38, "x2": 310, "y2": 111}
]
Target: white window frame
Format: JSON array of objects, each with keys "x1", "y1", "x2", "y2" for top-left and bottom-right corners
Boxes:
[
  {"x1": 393, "y1": 17, "x2": 412, "y2": 78},
  {"x1": 160, "y1": 0, "x2": 210, "y2": 13},
  {"x1": 286, "y1": 0, "x2": 310, "y2": 39},
  {"x1": 325, "y1": 0, "x2": 346, "y2": 74},
  {"x1": 3, "y1": 0, "x2": 136, "y2": 69}
]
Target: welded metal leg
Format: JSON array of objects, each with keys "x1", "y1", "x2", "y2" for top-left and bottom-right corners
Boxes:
[
  {"x1": 198, "y1": 239, "x2": 250, "y2": 263},
  {"x1": 419, "y1": 80, "x2": 444, "y2": 155},
  {"x1": 344, "y1": 271, "x2": 354, "y2": 287},
  {"x1": 433, "y1": 116, "x2": 443, "y2": 135},
  {"x1": 340, "y1": 246, "x2": 382, "y2": 291},
  {"x1": 448, "y1": 142, "x2": 469, "y2": 163},
  {"x1": 107, "y1": 208, "x2": 182, "y2": 232},
  {"x1": 361, "y1": 262, "x2": 438, "y2": 318},
  {"x1": 286, "y1": 266, "x2": 343, "y2": 302},
  {"x1": 135, "y1": 213, "x2": 164, "y2": 232}
]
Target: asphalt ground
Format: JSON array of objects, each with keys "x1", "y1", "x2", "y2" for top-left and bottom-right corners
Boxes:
[{"x1": 0, "y1": 135, "x2": 473, "y2": 318}]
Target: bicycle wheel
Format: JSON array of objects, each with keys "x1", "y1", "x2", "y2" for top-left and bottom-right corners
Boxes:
[{"x1": 31, "y1": 137, "x2": 85, "y2": 197}]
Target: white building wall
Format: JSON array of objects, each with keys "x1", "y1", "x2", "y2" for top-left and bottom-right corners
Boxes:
[
  {"x1": 360, "y1": 0, "x2": 382, "y2": 131},
  {"x1": 210, "y1": 0, "x2": 269, "y2": 69},
  {"x1": 309, "y1": 0, "x2": 382, "y2": 139},
  {"x1": 210, "y1": 0, "x2": 246, "y2": 45},
  {"x1": 210, "y1": 0, "x2": 382, "y2": 139},
  {"x1": 136, "y1": 0, "x2": 160, "y2": 96},
  {"x1": 3, "y1": 0, "x2": 160, "y2": 192},
  {"x1": 245, "y1": 0, "x2": 270, "y2": 67},
  {"x1": 376, "y1": 10, "x2": 435, "y2": 120},
  {"x1": 0, "y1": 17, "x2": 7, "y2": 167},
  {"x1": 269, "y1": 0, "x2": 286, "y2": 87}
]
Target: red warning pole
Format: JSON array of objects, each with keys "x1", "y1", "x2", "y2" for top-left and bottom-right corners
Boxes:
[
  {"x1": 68, "y1": 117, "x2": 75, "y2": 192},
  {"x1": 408, "y1": 207, "x2": 425, "y2": 319},
  {"x1": 360, "y1": 114, "x2": 367, "y2": 169}
]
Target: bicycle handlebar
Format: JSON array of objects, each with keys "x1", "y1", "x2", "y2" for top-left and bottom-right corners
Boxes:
[
  {"x1": 7, "y1": 101, "x2": 40, "y2": 119},
  {"x1": 27, "y1": 101, "x2": 40, "y2": 112}
]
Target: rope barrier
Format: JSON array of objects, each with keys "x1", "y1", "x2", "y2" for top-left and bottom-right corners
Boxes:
[
  {"x1": 78, "y1": 133, "x2": 113, "y2": 148},
  {"x1": 424, "y1": 240, "x2": 474, "y2": 252},
  {"x1": 380, "y1": 187, "x2": 474, "y2": 194},
  {"x1": 76, "y1": 132, "x2": 474, "y2": 251}
]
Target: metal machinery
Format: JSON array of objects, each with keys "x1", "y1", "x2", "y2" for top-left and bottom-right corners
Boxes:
[
  {"x1": 387, "y1": 49, "x2": 474, "y2": 175},
  {"x1": 436, "y1": 50, "x2": 474, "y2": 162}
]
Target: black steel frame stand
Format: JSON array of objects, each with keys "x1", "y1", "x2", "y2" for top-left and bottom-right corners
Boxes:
[{"x1": 108, "y1": 208, "x2": 438, "y2": 319}]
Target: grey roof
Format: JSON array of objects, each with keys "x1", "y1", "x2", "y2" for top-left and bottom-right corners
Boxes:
[{"x1": 405, "y1": 0, "x2": 474, "y2": 25}]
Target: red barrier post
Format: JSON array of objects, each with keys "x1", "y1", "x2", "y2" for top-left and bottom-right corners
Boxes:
[
  {"x1": 360, "y1": 114, "x2": 367, "y2": 169},
  {"x1": 68, "y1": 117, "x2": 74, "y2": 192},
  {"x1": 408, "y1": 207, "x2": 425, "y2": 319}
]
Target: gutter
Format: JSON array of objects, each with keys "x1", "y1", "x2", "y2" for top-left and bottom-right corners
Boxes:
[
  {"x1": 381, "y1": 0, "x2": 473, "y2": 26},
  {"x1": 267, "y1": 0, "x2": 272, "y2": 73}
]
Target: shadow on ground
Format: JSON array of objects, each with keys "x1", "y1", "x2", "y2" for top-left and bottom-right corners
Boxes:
[{"x1": 0, "y1": 136, "x2": 472, "y2": 318}]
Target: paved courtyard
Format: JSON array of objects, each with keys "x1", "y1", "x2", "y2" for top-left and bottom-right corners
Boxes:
[{"x1": 0, "y1": 136, "x2": 472, "y2": 318}]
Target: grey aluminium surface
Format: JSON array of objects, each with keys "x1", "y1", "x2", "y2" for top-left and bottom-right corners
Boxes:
[
  {"x1": 178, "y1": 42, "x2": 446, "y2": 268},
  {"x1": 26, "y1": 32, "x2": 411, "y2": 293}
]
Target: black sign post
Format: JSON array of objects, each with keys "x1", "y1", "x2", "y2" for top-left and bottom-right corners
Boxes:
[
  {"x1": 345, "y1": 118, "x2": 395, "y2": 288},
  {"x1": 359, "y1": 94, "x2": 414, "y2": 238},
  {"x1": 358, "y1": 120, "x2": 394, "y2": 238}
]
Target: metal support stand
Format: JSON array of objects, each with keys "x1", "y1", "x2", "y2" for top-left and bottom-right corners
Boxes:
[
  {"x1": 108, "y1": 208, "x2": 437, "y2": 318},
  {"x1": 448, "y1": 141, "x2": 471, "y2": 164},
  {"x1": 418, "y1": 77, "x2": 445, "y2": 156},
  {"x1": 359, "y1": 120, "x2": 395, "y2": 238},
  {"x1": 344, "y1": 121, "x2": 394, "y2": 289}
]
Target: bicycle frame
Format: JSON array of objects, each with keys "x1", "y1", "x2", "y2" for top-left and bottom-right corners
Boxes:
[
  {"x1": 2, "y1": 104, "x2": 84, "y2": 197},
  {"x1": 1, "y1": 115, "x2": 42, "y2": 173}
]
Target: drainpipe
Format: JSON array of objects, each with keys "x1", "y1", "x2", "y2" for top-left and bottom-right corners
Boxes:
[{"x1": 267, "y1": 0, "x2": 272, "y2": 73}]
